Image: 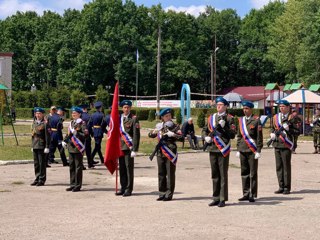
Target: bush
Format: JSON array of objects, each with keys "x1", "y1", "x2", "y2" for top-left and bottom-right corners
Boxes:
[
  {"x1": 197, "y1": 111, "x2": 206, "y2": 128},
  {"x1": 95, "y1": 85, "x2": 110, "y2": 109},
  {"x1": 71, "y1": 90, "x2": 87, "y2": 106},
  {"x1": 36, "y1": 90, "x2": 52, "y2": 107},
  {"x1": 175, "y1": 108, "x2": 182, "y2": 124},
  {"x1": 51, "y1": 87, "x2": 71, "y2": 107},
  {"x1": 133, "y1": 109, "x2": 149, "y2": 120},
  {"x1": 13, "y1": 91, "x2": 38, "y2": 108},
  {"x1": 148, "y1": 109, "x2": 156, "y2": 122}
]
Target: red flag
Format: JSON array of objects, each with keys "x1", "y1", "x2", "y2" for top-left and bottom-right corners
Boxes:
[{"x1": 104, "y1": 82, "x2": 122, "y2": 174}]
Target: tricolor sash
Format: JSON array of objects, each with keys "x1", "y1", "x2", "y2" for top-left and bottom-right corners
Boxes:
[
  {"x1": 158, "y1": 132, "x2": 178, "y2": 165},
  {"x1": 273, "y1": 114, "x2": 294, "y2": 150},
  {"x1": 239, "y1": 117, "x2": 257, "y2": 153},
  {"x1": 208, "y1": 114, "x2": 231, "y2": 157},
  {"x1": 68, "y1": 123, "x2": 85, "y2": 154},
  {"x1": 120, "y1": 114, "x2": 133, "y2": 149}
]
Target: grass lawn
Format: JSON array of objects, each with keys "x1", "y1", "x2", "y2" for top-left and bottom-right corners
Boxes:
[{"x1": 0, "y1": 119, "x2": 313, "y2": 161}]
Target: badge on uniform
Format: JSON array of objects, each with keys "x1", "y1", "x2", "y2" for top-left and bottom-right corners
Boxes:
[
  {"x1": 258, "y1": 125, "x2": 262, "y2": 131},
  {"x1": 135, "y1": 123, "x2": 140, "y2": 129}
]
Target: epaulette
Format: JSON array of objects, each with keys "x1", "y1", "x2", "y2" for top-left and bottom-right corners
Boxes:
[
  {"x1": 253, "y1": 115, "x2": 259, "y2": 120},
  {"x1": 228, "y1": 113, "x2": 234, "y2": 118}
]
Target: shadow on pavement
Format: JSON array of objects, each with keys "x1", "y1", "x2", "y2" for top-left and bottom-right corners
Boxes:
[
  {"x1": 174, "y1": 196, "x2": 212, "y2": 201},
  {"x1": 82, "y1": 187, "x2": 114, "y2": 192},
  {"x1": 290, "y1": 189, "x2": 320, "y2": 194}
]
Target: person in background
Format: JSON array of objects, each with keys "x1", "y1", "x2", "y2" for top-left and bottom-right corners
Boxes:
[
  {"x1": 89, "y1": 101, "x2": 106, "y2": 164},
  {"x1": 236, "y1": 101, "x2": 263, "y2": 203},
  {"x1": 290, "y1": 109, "x2": 302, "y2": 154},
  {"x1": 310, "y1": 108, "x2": 320, "y2": 154},
  {"x1": 31, "y1": 107, "x2": 50, "y2": 186},
  {"x1": 181, "y1": 117, "x2": 199, "y2": 149}
]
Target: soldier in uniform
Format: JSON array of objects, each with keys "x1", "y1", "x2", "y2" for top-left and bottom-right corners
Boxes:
[
  {"x1": 270, "y1": 100, "x2": 300, "y2": 195},
  {"x1": 148, "y1": 108, "x2": 183, "y2": 201},
  {"x1": 290, "y1": 109, "x2": 302, "y2": 154},
  {"x1": 115, "y1": 100, "x2": 140, "y2": 197},
  {"x1": 62, "y1": 107, "x2": 86, "y2": 192},
  {"x1": 310, "y1": 108, "x2": 320, "y2": 153},
  {"x1": 31, "y1": 107, "x2": 50, "y2": 186},
  {"x1": 80, "y1": 104, "x2": 94, "y2": 168},
  {"x1": 202, "y1": 97, "x2": 236, "y2": 207},
  {"x1": 90, "y1": 101, "x2": 106, "y2": 163},
  {"x1": 236, "y1": 101, "x2": 263, "y2": 202},
  {"x1": 47, "y1": 106, "x2": 69, "y2": 166}
]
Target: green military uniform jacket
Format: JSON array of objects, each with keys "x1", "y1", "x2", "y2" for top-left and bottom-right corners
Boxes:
[
  {"x1": 148, "y1": 121, "x2": 183, "y2": 157},
  {"x1": 120, "y1": 113, "x2": 140, "y2": 151},
  {"x1": 31, "y1": 119, "x2": 50, "y2": 149},
  {"x1": 202, "y1": 113, "x2": 236, "y2": 152},
  {"x1": 65, "y1": 119, "x2": 86, "y2": 153},
  {"x1": 312, "y1": 114, "x2": 320, "y2": 133},
  {"x1": 271, "y1": 113, "x2": 300, "y2": 149},
  {"x1": 237, "y1": 115, "x2": 263, "y2": 153}
]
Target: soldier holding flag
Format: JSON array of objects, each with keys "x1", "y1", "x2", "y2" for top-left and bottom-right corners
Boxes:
[
  {"x1": 236, "y1": 101, "x2": 263, "y2": 202},
  {"x1": 115, "y1": 100, "x2": 140, "y2": 197},
  {"x1": 202, "y1": 97, "x2": 236, "y2": 207}
]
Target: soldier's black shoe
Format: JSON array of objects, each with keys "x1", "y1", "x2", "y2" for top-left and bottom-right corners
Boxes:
[
  {"x1": 92, "y1": 160, "x2": 99, "y2": 165},
  {"x1": 163, "y1": 196, "x2": 172, "y2": 201},
  {"x1": 50, "y1": 160, "x2": 59, "y2": 164},
  {"x1": 274, "y1": 189, "x2": 284, "y2": 194},
  {"x1": 123, "y1": 191, "x2": 132, "y2": 197},
  {"x1": 249, "y1": 197, "x2": 255, "y2": 202},
  {"x1": 72, "y1": 187, "x2": 81, "y2": 192},
  {"x1": 238, "y1": 196, "x2": 249, "y2": 201},
  {"x1": 156, "y1": 196, "x2": 165, "y2": 201},
  {"x1": 30, "y1": 181, "x2": 38, "y2": 186},
  {"x1": 46, "y1": 164, "x2": 51, "y2": 168},
  {"x1": 36, "y1": 182, "x2": 44, "y2": 186},
  {"x1": 115, "y1": 191, "x2": 125, "y2": 196},
  {"x1": 218, "y1": 201, "x2": 226, "y2": 207},
  {"x1": 63, "y1": 163, "x2": 69, "y2": 167},
  {"x1": 208, "y1": 200, "x2": 220, "y2": 207},
  {"x1": 88, "y1": 165, "x2": 95, "y2": 169},
  {"x1": 283, "y1": 190, "x2": 290, "y2": 195},
  {"x1": 82, "y1": 166, "x2": 87, "y2": 170},
  {"x1": 66, "y1": 187, "x2": 74, "y2": 191}
]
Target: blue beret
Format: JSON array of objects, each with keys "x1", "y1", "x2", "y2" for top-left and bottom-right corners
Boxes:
[
  {"x1": 159, "y1": 108, "x2": 172, "y2": 117},
  {"x1": 277, "y1": 99, "x2": 290, "y2": 106},
  {"x1": 71, "y1": 106, "x2": 83, "y2": 114},
  {"x1": 57, "y1": 107, "x2": 66, "y2": 112},
  {"x1": 242, "y1": 101, "x2": 254, "y2": 108},
  {"x1": 120, "y1": 100, "x2": 132, "y2": 107},
  {"x1": 94, "y1": 101, "x2": 102, "y2": 108},
  {"x1": 34, "y1": 107, "x2": 45, "y2": 113},
  {"x1": 215, "y1": 97, "x2": 229, "y2": 105}
]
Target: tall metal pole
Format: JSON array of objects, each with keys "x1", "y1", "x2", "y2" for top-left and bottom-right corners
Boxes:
[
  {"x1": 210, "y1": 54, "x2": 214, "y2": 101},
  {"x1": 135, "y1": 49, "x2": 139, "y2": 103},
  {"x1": 156, "y1": 26, "x2": 161, "y2": 116},
  {"x1": 214, "y1": 34, "x2": 217, "y2": 99}
]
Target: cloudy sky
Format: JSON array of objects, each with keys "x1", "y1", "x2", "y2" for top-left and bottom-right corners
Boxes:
[{"x1": 0, "y1": 0, "x2": 286, "y2": 19}]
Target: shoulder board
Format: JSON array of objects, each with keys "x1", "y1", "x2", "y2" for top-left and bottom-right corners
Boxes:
[
  {"x1": 253, "y1": 115, "x2": 259, "y2": 120},
  {"x1": 131, "y1": 114, "x2": 136, "y2": 118},
  {"x1": 228, "y1": 114, "x2": 234, "y2": 118}
]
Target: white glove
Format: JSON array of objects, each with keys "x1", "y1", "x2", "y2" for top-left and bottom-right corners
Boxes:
[
  {"x1": 205, "y1": 136, "x2": 212, "y2": 143},
  {"x1": 31, "y1": 148, "x2": 33, "y2": 152},
  {"x1": 62, "y1": 141, "x2": 67, "y2": 148},
  {"x1": 283, "y1": 123, "x2": 289, "y2": 131},
  {"x1": 254, "y1": 152, "x2": 261, "y2": 159},
  {"x1": 166, "y1": 131, "x2": 175, "y2": 137},
  {"x1": 310, "y1": 123, "x2": 314, "y2": 127},
  {"x1": 70, "y1": 128, "x2": 77, "y2": 135},
  {"x1": 76, "y1": 118, "x2": 83, "y2": 124},
  {"x1": 236, "y1": 151, "x2": 240, "y2": 158},
  {"x1": 44, "y1": 148, "x2": 49, "y2": 154},
  {"x1": 270, "y1": 133, "x2": 276, "y2": 140},
  {"x1": 130, "y1": 151, "x2": 136, "y2": 158},
  {"x1": 218, "y1": 119, "x2": 226, "y2": 128}
]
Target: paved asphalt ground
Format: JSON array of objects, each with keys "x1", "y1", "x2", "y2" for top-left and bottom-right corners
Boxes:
[{"x1": 0, "y1": 142, "x2": 320, "y2": 240}]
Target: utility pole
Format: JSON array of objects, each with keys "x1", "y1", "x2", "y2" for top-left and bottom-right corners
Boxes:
[{"x1": 156, "y1": 26, "x2": 161, "y2": 116}]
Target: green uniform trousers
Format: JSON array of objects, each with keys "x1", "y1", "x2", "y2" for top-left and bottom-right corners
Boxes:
[
  {"x1": 69, "y1": 153, "x2": 83, "y2": 189},
  {"x1": 274, "y1": 148, "x2": 292, "y2": 191},
  {"x1": 209, "y1": 152, "x2": 229, "y2": 202},
  {"x1": 157, "y1": 155, "x2": 176, "y2": 198},
  {"x1": 313, "y1": 132, "x2": 320, "y2": 148},
  {"x1": 33, "y1": 149, "x2": 47, "y2": 184},
  {"x1": 240, "y1": 152, "x2": 258, "y2": 198},
  {"x1": 119, "y1": 150, "x2": 134, "y2": 194}
]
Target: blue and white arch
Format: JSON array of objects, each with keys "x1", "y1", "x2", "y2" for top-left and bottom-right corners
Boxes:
[{"x1": 180, "y1": 83, "x2": 191, "y2": 123}]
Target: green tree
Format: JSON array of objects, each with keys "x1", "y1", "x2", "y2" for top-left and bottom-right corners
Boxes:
[{"x1": 95, "y1": 85, "x2": 110, "y2": 109}]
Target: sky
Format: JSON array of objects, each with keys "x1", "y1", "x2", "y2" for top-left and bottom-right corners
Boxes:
[{"x1": 0, "y1": 0, "x2": 287, "y2": 20}]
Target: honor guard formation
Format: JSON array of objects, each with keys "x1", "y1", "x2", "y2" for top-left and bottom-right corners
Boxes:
[{"x1": 30, "y1": 97, "x2": 317, "y2": 207}]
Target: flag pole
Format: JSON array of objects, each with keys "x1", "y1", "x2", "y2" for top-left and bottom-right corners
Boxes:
[{"x1": 115, "y1": 80, "x2": 120, "y2": 193}]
